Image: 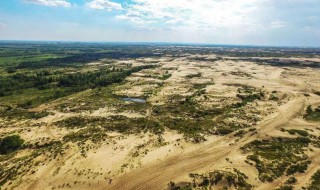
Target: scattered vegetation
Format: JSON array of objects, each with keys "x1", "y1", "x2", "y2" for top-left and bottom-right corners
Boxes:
[
  {"x1": 242, "y1": 137, "x2": 311, "y2": 182},
  {"x1": 158, "y1": 71, "x2": 172, "y2": 80},
  {"x1": 305, "y1": 170, "x2": 320, "y2": 190},
  {"x1": 169, "y1": 169, "x2": 252, "y2": 190},
  {"x1": 286, "y1": 129, "x2": 309, "y2": 137},
  {"x1": 274, "y1": 185, "x2": 293, "y2": 190},
  {"x1": 0, "y1": 108, "x2": 49, "y2": 120},
  {"x1": 232, "y1": 86, "x2": 264, "y2": 108},
  {"x1": 63, "y1": 127, "x2": 107, "y2": 143}
]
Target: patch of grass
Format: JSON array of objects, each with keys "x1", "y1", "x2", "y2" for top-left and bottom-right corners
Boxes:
[
  {"x1": 61, "y1": 116, "x2": 164, "y2": 142},
  {"x1": 193, "y1": 83, "x2": 211, "y2": 90},
  {"x1": 231, "y1": 86, "x2": 264, "y2": 108},
  {"x1": 0, "y1": 108, "x2": 49, "y2": 120},
  {"x1": 242, "y1": 137, "x2": 311, "y2": 182},
  {"x1": 151, "y1": 86, "x2": 259, "y2": 138},
  {"x1": 186, "y1": 73, "x2": 201, "y2": 78},
  {"x1": 158, "y1": 73, "x2": 172, "y2": 80},
  {"x1": 304, "y1": 105, "x2": 320, "y2": 121},
  {"x1": 275, "y1": 185, "x2": 293, "y2": 190},
  {"x1": 230, "y1": 71, "x2": 252, "y2": 78},
  {"x1": 234, "y1": 130, "x2": 247, "y2": 138},
  {"x1": 233, "y1": 93, "x2": 262, "y2": 108},
  {"x1": 102, "y1": 116, "x2": 163, "y2": 134},
  {"x1": 63, "y1": 127, "x2": 107, "y2": 143},
  {"x1": 169, "y1": 169, "x2": 252, "y2": 190},
  {"x1": 54, "y1": 116, "x2": 99, "y2": 129}
]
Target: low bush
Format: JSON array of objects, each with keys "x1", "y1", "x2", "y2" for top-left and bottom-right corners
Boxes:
[{"x1": 0, "y1": 135, "x2": 24, "y2": 154}]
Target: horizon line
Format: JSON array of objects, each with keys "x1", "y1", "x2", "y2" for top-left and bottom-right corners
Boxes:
[{"x1": 0, "y1": 39, "x2": 320, "y2": 49}]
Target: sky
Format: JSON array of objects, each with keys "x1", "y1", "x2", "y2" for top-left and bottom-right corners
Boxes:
[{"x1": 0, "y1": 0, "x2": 319, "y2": 47}]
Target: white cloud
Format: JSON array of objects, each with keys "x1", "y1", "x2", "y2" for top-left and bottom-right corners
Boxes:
[
  {"x1": 86, "y1": 0, "x2": 123, "y2": 11},
  {"x1": 117, "y1": 0, "x2": 261, "y2": 31},
  {"x1": 24, "y1": 0, "x2": 71, "y2": 7},
  {"x1": 270, "y1": 21, "x2": 287, "y2": 29}
]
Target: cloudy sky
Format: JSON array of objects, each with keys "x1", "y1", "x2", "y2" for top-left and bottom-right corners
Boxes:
[{"x1": 0, "y1": 0, "x2": 319, "y2": 46}]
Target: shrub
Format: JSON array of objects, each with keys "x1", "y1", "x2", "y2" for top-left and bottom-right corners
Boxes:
[
  {"x1": 287, "y1": 129, "x2": 309, "y2": 137},
  {"x1": 0, "y1": 135, "x2": 24, "y2": 154},
  {"x1": 304, "y1": 105, "x2": 320, "y2": 121},
  {"x1": 286, "y1": 177, "x2": 297, "y2": 184}
]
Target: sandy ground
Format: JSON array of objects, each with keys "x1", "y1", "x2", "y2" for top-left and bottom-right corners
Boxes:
[{"x1": 1, "y1": 54, "x2": 320, "y2": 190}]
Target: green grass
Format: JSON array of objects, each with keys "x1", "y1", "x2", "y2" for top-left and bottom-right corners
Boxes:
[
  {"x1": 0, "y1": 87, "x2": 73, "y2": 108},
  {"x1": 0, "y1": 109, "x2": 49, "y2": 120},
  {"x1": 54, "y1": 116, "x2": 95, "y2": 129},
  {"x1": 63, "y1": 127, "x2": 107, "y2": 143},
  {"x1": 0, "y1": 54, "x2": 65, "y2": 67}
]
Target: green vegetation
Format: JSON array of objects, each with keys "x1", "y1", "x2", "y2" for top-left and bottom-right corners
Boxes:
[
  {"x1": 158, "y1": 71, "x2": 172, "y2": 80},
  {"x1": 0, "y1": 135, "x2": 24, "y2": 154},
  {"x1": 148, "y1": 86, "x2": 263, "y2": 139},
  {"x1": 63, "y1": 127, "x2": 107, "y2": 143},
  {"x1": 232, "y1": 86, "x2": 264, "y2": 108},
  {"x1": 61, "y1": 116, "x2": 163, "y2": 142},
  {"x1": 286, "y1": 177, "x2": 297, "y2": 184},
  {"x1": 169, "y1": 169, "x2": 252, "y2": 190},
  {"x1": 51, "y1": 83, "x2": 261, "y2": 140},
  {"x1": 242, "y1": 137, "x2": 311, "y2": 182},
  {"x1": 193, "y1": 83, "x2": 211, "y2": 90},
  {"x1": 0, "y1": 42, "x2": 320, "y2": 189},
  {"x1": 55, "y1": 116, "x2": 104, "y2": 129},
  {"x1": 304, "y1": 105, "x2": 320, "y2": 121},
  {"x1": 54, "y1": 84, "x2": 261, "y2": 141},
  {"x1": 0, "y1": 108, "x2": 49, "y2": 120},
  {"x1": 269, "y1": 94, "x2": 279, "y2": 101},
  {"x1": 306, "y1": 170, "x2": 320, "y2": 190},
  {"x1": 0, "y1": 42, "x2": 157, "y2": 111},
  {"x1": 286, "y1": 129, "x2": 309, "y2": 137},
  {"x1": 186, "y1": 73, "x2": 201, "y2": 78},
  {"x1": 275, "y1": 185, "x2": 293, "y2": 190},
  {"x1": 0, "y1": 65, "x2": 154, "y2": 105}
]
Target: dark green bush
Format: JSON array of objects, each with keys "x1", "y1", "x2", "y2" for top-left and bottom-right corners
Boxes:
[
  {"x1": 287, "y1": 129, "x2": 309, "y2": 137},
  {"x1": 0, "y1": 135, "x2": 24, "y2": 154},
  {"x1": 286, "y1": 177, "x2": 297, "y2": 184}
]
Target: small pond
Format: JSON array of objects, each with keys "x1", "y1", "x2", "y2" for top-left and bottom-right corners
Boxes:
[{"x1": 122, "y1": 97, "x2": 147, "y2": 103}]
